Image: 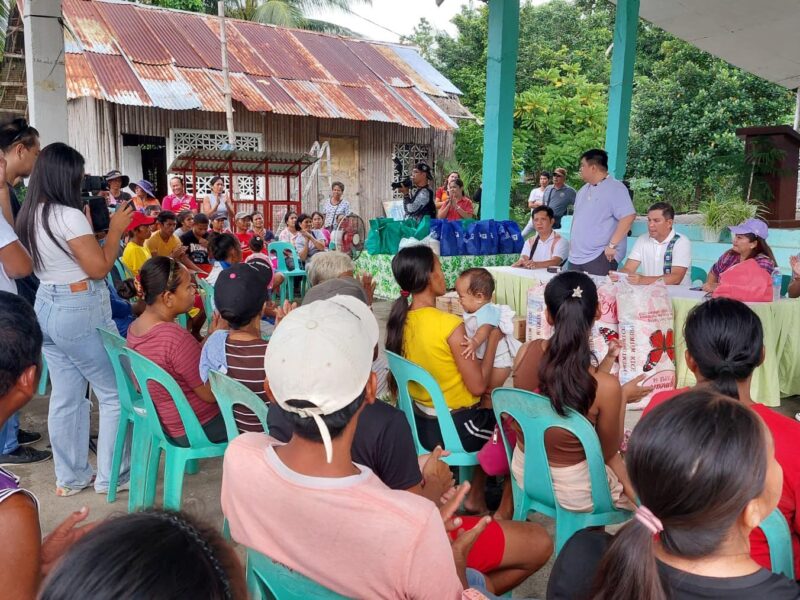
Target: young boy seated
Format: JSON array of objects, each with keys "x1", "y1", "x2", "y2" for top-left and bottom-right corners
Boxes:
[
  {"x1": 455, "y1": 268, "x2": 522, "y2": 391},
  {"x1": 199, "y1": 262, "x2": 272, "y2": 432}
]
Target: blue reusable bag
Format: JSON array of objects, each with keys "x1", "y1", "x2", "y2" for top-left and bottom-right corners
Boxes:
[
  {"x1": 498, "y1": 220, "x2": 523, "y2": 254},
  {"x1": 478, "y1": 220, "x2": 499, "y2": 255},
  {"x1": 429, "y1": 219, "x2": 445, "y2": 244},
  {"x1": 464, "y1": 221, "x2": 481, "y2": 255},
  {"x1": 504, "y1": 220, "x2": 524, "y2": 254},
  {"x1": 440, "y1": 220, "x2": 465, "y2": 256}
]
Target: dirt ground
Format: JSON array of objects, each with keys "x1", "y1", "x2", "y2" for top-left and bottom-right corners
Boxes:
[{"x1": 14, "y1": 299, "x2": 800, "y2": 598}]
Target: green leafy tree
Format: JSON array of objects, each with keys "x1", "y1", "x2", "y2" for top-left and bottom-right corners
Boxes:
[{"x1": 400, "y1": 18, "x2": 438, "y2": 64}]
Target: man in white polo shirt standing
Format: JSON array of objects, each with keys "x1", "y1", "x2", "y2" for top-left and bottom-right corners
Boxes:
[{"x1": 616, "y1": 201, "x2": 691, "y2": 285}]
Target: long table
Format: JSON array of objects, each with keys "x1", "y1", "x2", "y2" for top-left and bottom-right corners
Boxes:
[
  {"x1": 488, "y1": 266, "x2": 800, "y2": 407},
  {"x1": 355, "y1": 252, "x2": 520, "y2": 300}
]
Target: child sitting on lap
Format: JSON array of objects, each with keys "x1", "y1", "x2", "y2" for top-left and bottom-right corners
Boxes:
[{"x1": 455, "y1": 267, "x2": 521, "y2": 391}]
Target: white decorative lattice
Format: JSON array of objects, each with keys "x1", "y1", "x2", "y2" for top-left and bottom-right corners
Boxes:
[
  {"x1": 168, "y1": 129, "x2": 264, "y2": 199},
  {"x1": 392, "y1": 143, "x2": 431, "y2": 198}
]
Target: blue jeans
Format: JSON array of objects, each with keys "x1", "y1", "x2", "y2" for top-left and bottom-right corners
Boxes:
[
  {"x1": 0, "y1": 413, "x2": 19, "y2": 454},
  {"x1": 35, "y1": 280, "x2": 128, "y2": 491}
]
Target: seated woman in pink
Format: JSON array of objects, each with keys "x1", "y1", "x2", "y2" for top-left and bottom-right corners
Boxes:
[
  {"x1": 703, "y1": 218, "x2": 776, "y2": 292},
  {"x1": 436, "y1": 178, "x2": 474, "y2": 221},
  {"x1": 127, "y1": 257, "x2": 226, "y2": 446}
]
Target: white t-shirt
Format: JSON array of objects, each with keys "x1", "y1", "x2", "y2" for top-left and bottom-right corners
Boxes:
[
  {"x1": 520, "y1": 232, "x2": 569, "y2": 263},
  {"x1": 0, "y1": 212, "x2": 18, "y2": 294},
  {"x1": 527, "y1": 187, "x2": 545, "y2": 206},
  {"x1": 33, "y1": 204, "x2": 94, "y2": 285},
  {"x1": 626, "y1": 229, "x2": 692, "y2": 285}
]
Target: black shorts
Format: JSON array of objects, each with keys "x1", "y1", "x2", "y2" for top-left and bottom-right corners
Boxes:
[{"x1": 415, "y1": 405, "x2": 496, "y2": 453}]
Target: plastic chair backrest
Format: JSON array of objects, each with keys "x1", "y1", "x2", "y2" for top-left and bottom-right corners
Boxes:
[
  {"x1": 208, "y1": 370, "x2": 269, "y2": 441},
  {"x1": 268, "y1": 241, "x2": 303, "y2": 273},
  {"x1": 385, "y1": 350, "x2": 470, "y2": 457},
  {"x1": 197, "y1": 277, "x2": 216, "y2": 314},
  {"x1": 491, "y1": 387, "x2": 617, "y2": 514},
  {"x1": 690, "y1": 265, "x2": 707, "y2": 285},
  {"x1": 781, "y1": 274, "x2": 791, "y2": 299},
  {"x1": 115, "y1": 259, "x2": 133, "y2": 281},
  {"x1": 98, "y1": 328, "x2": 141, "y2": 415},
  {"x1": 759, "y1": 507, "x2": 795, "y2": 578},
  {"x1": 123, "y1": 347, "x2": 217, "y2": 448},
  {"x1": 246, "y1": 548, "x2": 349, "y2": 600}
]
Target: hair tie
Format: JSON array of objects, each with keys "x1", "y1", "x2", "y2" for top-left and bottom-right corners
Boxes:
[
  {"x1": 400, "y1": 290, "x2": 410, "y2": 298},
  {"x1": 571, "y1": 286, "x2": 583, "y2": 299},
  {"x1": 635, "y1": 505, "x2": 664, "y2": 535}
]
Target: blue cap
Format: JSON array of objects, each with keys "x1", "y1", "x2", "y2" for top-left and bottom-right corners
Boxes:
[{"x1": 729, "y1": 218, "x2": 768, "y2": 240}]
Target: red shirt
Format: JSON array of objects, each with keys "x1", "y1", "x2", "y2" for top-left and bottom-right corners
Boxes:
[
  {"x1": 444, "y1": 197, "x2": 474, "y2": 221},
  {"x1": 643, "y1": 388, "x2": 800, "y2": 577},
  {"x1": 127, "y1": 322, "x2": 220, "y2": 438},
  {"x1": 162, "y1": 194, "x2": 198, "y2": 213}
]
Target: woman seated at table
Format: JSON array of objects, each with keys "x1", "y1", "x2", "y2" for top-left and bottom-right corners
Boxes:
[
  {"x1": 639, "y1": 297, "x2": 800, "y2": 577},
  {"x1": 497, "y1": 272, "x2": 641, "y2": 520},
  {"x1": 436, "y1": 178, "x2": 474, "y2": 221},
  {"x1": 703, "y1": 218, "x2": 776, "y2": 292},
  {"x1": 386, "y1": 245, "x2": 502, "y2": 513},
  {"x1": 512, "y1": 206, "x2": 568, "y2": 270},
  {"x1": 127, "y1": 257, "x2": 227, "y2": 447}
]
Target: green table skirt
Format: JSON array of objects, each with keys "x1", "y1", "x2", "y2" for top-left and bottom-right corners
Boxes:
[
  {"x1": 490, "y1": 269, "x2": 800, "y2": 407},
  {"x1": 355, "y1": 252, "x2": 520, "y2": 300}
]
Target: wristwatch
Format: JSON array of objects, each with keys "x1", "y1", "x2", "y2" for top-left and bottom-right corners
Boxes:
[{"x1": 607, "y1": 242, "x2": 618, "y2": 250}]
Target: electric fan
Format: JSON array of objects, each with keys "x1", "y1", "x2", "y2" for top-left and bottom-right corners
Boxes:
[{"x1": 333, "y1": 214, "x2": 366, "y2": 260}]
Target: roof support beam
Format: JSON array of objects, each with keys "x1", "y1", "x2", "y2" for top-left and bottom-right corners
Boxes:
[
  {"x1": 480, "y1": 0, "x2": 520, "y2": 220},
  {"x1": 23, "y1": 0, "x2": 69, "y2": 146},
  {"x1": 605, "y1": 0, "x2": 639, "y2": 180}
]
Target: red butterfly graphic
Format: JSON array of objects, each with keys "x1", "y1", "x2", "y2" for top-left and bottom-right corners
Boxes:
[
  {"x1": 598, "y1": 327, "x2": 619, "y2": 343},
  {"x1": 643, "y1": 329, "x2": 675, "y2": 372}
]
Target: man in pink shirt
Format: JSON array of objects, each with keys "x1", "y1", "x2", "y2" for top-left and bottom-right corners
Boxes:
[
  {"x1": 221, "y1": 296, "x2": 497, "y2": 599},
  {"x1": 161, "y1": 176, "x2": 198, "y2": 213}
]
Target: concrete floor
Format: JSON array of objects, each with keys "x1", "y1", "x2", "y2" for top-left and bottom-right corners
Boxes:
[{"x1": 14, "y1": 299, "x2": 800, "y2": 598}]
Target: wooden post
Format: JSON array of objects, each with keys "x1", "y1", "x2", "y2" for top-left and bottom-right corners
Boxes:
[{"x1": 218, "y1": 1, "x2": 235, "y2": 148}]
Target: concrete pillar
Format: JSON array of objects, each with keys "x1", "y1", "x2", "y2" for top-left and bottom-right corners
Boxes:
[
  {"x1": 480, "y1": 0, "x2": 520, "y2": 221},
  {"x1": 604, "y1": 0, "x2": 639, "y2": 180},
  {"x1": 23, "y1": 0, "x2": 69, "y2": 146}
]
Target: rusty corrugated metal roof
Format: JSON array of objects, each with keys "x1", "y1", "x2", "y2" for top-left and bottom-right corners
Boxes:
[
  {"x1": 59, "y1": 0, "x2": 464, "y2": 130},
  {"x1": 169, "y1": 148, "x2": 318, "y2": 176}
]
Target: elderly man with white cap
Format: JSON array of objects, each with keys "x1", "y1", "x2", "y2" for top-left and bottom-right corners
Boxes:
[{"x1": 221, "y1": 296, "x2": 506, "y2": 599}]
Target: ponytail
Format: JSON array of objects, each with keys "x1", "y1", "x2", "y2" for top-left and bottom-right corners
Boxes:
[{"x1": 538, "y1": 272, "x2": 598, "y2": 416}]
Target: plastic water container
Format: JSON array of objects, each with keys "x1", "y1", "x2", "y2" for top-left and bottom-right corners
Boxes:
[{"x1": 772, "y1": 268, "x2": 782, "y2": 301}]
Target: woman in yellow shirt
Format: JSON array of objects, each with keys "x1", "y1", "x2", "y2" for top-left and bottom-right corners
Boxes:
[
  {"x1": 386, "y1": 244, "x2": 501, "y2": 513},
  {"x1": 121, "y1": 212, "x2": 155, "y2": 277}
]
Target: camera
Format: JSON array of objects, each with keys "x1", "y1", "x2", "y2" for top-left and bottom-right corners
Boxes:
[
  {"x1": 81, "y1": 175, "x2": 110, "y2": 233},
  {"x1": 391, "y1": 177, "x2": 412, "y2": 190}
]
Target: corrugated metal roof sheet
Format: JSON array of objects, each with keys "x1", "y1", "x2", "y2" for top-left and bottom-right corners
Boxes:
[
  {"x1": 169, "y1": 148, "x2": 318, "y2": 175},
  {"x1": 59, "y1": 0, "x2": 464, "y2": 131}
]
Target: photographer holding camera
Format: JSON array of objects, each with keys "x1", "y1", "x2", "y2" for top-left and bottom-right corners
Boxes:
[
  {"x1": 15, "y1": 142, "x2": 135, "y2": 496},
  {"x1": 398, "y1": 162, "x2": 436, "y2": 224}
]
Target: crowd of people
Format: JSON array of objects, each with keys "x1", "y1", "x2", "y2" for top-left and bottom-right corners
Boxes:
[{"x1": 2, "y1": 124, "x2": 800, "y2": 599}]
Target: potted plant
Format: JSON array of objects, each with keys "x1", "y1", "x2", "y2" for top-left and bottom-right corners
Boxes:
[{"x1": 697, "y1": 197, "x2": 761, "y2": 243}]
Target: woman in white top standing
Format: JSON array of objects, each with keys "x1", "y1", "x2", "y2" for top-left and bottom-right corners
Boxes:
[
  {"x1": 202, "y1": 176, "x2": 234, "y2": 226},
  {"x1": 321, "y1": 181, "x2": 350, "y2": 230},
  {"x1": 15, "y1": 143, "x2": 134, "y2": 497}
]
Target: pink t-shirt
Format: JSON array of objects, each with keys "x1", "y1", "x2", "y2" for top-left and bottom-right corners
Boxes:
[
  {"x1": 162, "y1": 194, "x2": 198, "y2": 213},
  {"x1": 221, "y1": 434, "x2": 465, "y2": 599},
  {"x1": 126, "y1": 322, "x2": 219, "y2": 438}
]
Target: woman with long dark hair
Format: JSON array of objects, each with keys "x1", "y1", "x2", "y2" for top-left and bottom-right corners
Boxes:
[
  {"x1": 505, "y1": 271, "x2": 635, "y2": 518},
  {"x1": 15, "y1": 143, "x2": 133, "y2": 496},
  {"x1": 202, "y1": 176, "x2": 234, "y2": 225},
  {"x1": 385, "y1": 245, "x2": 500, "y2": 512},
  {"x1": 642, "y1": 297, "x2": 800, "y2": 576},
  {"x1": 547, "y1": 390, "x2": 794, "y2": 600}
]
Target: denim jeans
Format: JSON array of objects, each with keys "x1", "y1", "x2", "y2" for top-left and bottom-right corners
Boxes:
[
  {"x1": 35, "y1": 279, "x2": 128, "y2": 491},
  {"x1": 0, "y1": 413, "x2": 19, "y2": 454}
]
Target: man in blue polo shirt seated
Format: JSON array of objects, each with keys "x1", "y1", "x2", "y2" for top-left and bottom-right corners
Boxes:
[{"x1": 614, "y1": 202, "x2": 692, "y2": 286}]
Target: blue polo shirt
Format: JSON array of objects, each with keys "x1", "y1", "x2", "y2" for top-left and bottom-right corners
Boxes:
[{"x1": 568, "y1": 175, "x2": 635, "y2": 264}]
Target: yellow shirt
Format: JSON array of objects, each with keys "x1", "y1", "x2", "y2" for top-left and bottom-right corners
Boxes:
[
  {"x1": 121, "y1": 242, "x2": 152, "y2": 277},
  {"x1": 145, "y1": 232, "x2": 181, "y2": 258},
  {"x1": 403, "y1": 307, "x2": 477, "y2": 410}
]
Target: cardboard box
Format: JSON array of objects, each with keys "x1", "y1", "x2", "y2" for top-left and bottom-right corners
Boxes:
[
  {"x1": 435, "y1": 291, "x2": 464, "y2": 316},
  {"x1": 513, "y1": 315, "x2": 526, "y2": 343}
]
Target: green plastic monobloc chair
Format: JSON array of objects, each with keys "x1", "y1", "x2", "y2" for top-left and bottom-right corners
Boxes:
[
  {"x1": 690, "y1": 265, "x2": 707, "y2": 285},
  {"x1": 385, "y1": 351, "x2": 478, "y2": 482},
  {"x1": 268, "y1": 241, "x2": 307, "y2": 303},
  {"x1": 758, "y1": 507, "x2": 795, "y2": 578},
  {"x1": 491, "y1": 387, "x2": 633, "y2": 555},
  {"x1": 123, "y1": 347, "x2": 227, "y2": 511},
  {"x1": 246, "y1": 548, "x2": 349, "y2": 600},
  {"x1": 97, "y1": 328, "x2": 149, "y2": 509},
  {"x1": 208, "y1": 370, "x2": 269, "y2": 441},
  {"x1": 197, "y1": 277, "x2": 216, "y2": 328}
]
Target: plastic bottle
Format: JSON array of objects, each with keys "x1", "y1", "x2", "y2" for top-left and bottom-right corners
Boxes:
[{"x1": 772, "y1": 268, "x2": 782, "y2": 301}]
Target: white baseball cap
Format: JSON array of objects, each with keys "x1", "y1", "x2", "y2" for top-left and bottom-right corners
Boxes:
[{"x1": 264, "y1": 295, "x2": 379, "y2": 462}]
